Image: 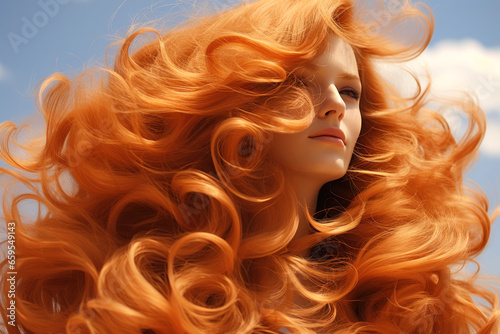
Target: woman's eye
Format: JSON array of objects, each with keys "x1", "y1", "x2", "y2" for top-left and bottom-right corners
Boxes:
[{"x1": 340, "y1": 88, "x2": 360, "y2": 100}]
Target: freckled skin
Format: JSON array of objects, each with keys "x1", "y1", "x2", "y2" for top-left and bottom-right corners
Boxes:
[{"x1": 269, "y1": 34, "x2": 362, "y2": 186}]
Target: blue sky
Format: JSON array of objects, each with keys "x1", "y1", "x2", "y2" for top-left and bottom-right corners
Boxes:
[{"x1": 0, "y1": 1, "x2": 499, "y2": 280}]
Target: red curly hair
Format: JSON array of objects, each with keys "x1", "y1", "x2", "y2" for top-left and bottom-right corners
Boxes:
[{"x1": 1, "y1": 0, "x2": 499, "y2": 333}]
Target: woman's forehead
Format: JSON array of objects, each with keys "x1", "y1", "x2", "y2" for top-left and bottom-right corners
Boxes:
[{"x1": 301, "y1": 35, "x2": 360, "y2": 79}]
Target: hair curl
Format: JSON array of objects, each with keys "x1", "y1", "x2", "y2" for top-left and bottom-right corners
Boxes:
[{"x1": 1, "y1": 0, "x2": 499, "y2": 333}]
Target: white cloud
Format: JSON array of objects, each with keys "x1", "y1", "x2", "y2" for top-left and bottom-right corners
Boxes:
[
  {"x1": 482, "y1": 122, "x2": 500, "y2": 156},
  {"x1": 375, "y1": 39, "x2": 500, "y2": 157}
]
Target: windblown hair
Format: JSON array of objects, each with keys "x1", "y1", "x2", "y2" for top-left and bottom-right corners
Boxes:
[{"x1": 1, "y1": 0, "x2": 499, "y2": 333}]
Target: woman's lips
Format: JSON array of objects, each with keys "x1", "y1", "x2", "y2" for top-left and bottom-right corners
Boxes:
[
  {"x1": 309, "y1": 135, "x2": 345, "y2": 146},
  {"x1": 308, "y1": 127, "x2": 346, "y2": 146}
]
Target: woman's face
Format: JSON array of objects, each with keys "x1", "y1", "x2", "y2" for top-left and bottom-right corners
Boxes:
[{"x1": 269, "y1": 34, "x2": 362, "y2": 185}]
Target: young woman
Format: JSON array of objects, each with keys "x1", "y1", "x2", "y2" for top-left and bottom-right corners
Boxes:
[{"x1": 1, "y1": 0, "x2": 499, "y2": 333}]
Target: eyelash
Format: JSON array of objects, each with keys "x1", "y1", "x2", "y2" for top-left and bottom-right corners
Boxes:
[
  {"x1": 341, "y1": 88, "x2": 360, "y2": 100},
  {"x1": 292, "y1": 76, "x2": 361, "y2": 101}
]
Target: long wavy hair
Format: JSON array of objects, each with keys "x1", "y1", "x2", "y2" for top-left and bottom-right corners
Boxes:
[{"x1": 1, "y1": 0, "x2": 499, "y2": 333}]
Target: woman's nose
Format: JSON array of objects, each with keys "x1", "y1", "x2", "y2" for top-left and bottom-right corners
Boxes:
[{"x1": 317, "y1": 85, "x2": 346, "y2": 121}]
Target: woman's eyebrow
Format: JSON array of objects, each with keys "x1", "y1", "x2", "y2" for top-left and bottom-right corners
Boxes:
[
  {"x1": 302, "y1": 65, "x2": 360, "y2": 83},
  {"x1": 308, "y1": 70, "x2": 362, "y2": 87},
  {"x1": 338, "y1": 72, "x2": 361, "y2": 83}
]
